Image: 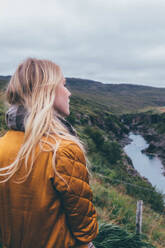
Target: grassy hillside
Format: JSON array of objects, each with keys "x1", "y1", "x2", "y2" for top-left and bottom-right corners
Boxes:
[{"x1": 92, "y1": 177, "x2": 165, "y2": 248}]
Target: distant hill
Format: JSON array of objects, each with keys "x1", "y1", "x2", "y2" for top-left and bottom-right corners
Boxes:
[
  {"x1": 66, "y1": 78, "x2": 165, "y2": 113},
  {"x1": 0, "y1": 76, "x2": 11, "y2": 81},
  {"x1": 0, "y1": 76, "x2": 10, "y2": 90},
  {"x1": 1, "y1": 76, "x2": 165, "y2": 113}
]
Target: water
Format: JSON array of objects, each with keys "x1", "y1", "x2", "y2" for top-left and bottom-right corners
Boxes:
[{"x1": 124, "y1": 132, "x2": 165, "y2": 195}]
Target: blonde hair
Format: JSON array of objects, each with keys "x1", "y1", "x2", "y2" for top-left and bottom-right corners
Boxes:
[{"x1": 0, "y1": 58, "x2": 86, "y2": 183}]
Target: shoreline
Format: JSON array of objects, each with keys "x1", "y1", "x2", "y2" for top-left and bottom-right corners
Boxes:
[{"x1": 121, "y1": 130, "x2": 165, "y2": 176}]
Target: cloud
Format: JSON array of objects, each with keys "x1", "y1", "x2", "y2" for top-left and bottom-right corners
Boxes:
[{"x1": 0, "y1": 0, "x2": 165, "y2": 87}]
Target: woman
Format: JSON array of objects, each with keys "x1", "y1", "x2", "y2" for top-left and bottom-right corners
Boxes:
[{"x1": 0, "y1": 58, "x2": 98, "y2": 248}]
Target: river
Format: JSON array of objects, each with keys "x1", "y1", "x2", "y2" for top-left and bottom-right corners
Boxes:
[{"x1": 124, "y1": 132, "x2": 165, "y2": 195}]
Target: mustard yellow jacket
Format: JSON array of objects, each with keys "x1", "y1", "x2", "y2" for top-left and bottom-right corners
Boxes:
[{"x1": 0, "y1": 131, "x2": 98, "y2": 248}]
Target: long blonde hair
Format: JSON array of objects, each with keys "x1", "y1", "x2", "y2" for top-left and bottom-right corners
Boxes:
[{"x1": 0, "y1": 58, "x2": 86, "y2": 183}]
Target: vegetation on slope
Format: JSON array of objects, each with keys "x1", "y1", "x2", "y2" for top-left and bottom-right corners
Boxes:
[
  {"x1": 68, "y1": 100, "x2": 164, "y2": 213},
  {"x1": 67, "y1": 98, "x2": 165, "y2": 247},
  {"x1": 92, "y1": 177, "x2": 165, "y2": 248}
]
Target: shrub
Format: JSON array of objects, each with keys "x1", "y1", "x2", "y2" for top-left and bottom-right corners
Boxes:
[
  {"x1": 102, "y1": 141, "x2": 122, "y2": 164},
  {"x1": 84, "y1": 127, "x2": 104, "y2": 149},
  {"x1": 93, "y1": 223, "x2": 155, "y2": 248}
]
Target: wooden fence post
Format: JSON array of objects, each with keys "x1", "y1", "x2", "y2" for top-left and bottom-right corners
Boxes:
[{"x1": 136, "y1": 200, "x2": 143, "y2": 235}]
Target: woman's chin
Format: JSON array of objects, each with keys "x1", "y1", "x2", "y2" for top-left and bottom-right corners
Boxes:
[{"x1": 57, "y1": 109, "x2": 70, "y2": 117}]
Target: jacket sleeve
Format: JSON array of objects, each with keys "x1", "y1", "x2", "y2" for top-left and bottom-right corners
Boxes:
[{"x1": 53, "y1": 142, "x2": 98, "y2": 243}]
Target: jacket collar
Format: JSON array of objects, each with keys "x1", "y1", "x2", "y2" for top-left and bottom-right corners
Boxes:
[{"x1": 6, "y1": 105, "x2": 77, "y2": 136}]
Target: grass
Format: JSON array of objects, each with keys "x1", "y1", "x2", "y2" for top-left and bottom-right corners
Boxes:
[{"x1": 91, "y1": 176, "x2": 165, "y2": 248}]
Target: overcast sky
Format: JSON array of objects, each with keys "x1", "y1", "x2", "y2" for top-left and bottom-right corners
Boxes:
[{"x1": 1, "y1": 0, "x2": 165, "y2": 87}]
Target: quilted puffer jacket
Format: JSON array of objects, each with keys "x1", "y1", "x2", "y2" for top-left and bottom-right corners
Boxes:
[{"x1": 0, "y1": 110, "x2": 98, "y2": 248}]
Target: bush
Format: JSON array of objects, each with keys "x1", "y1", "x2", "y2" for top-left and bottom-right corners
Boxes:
[
  {"x1": 84, "y1": 127, "x2": 104, "y2": 149},
  {"x1": 102, "y1": 141, "x2": 122, "y2": 164},
  {"x1": 93, "y1": 223, "x2": 155, "y2": 248},
  {"x1": 84, "y1": 126, "x2": 122, "y2": 164}
]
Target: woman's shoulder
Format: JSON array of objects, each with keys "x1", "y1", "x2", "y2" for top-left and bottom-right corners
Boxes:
[
  {"x1": 57, "y1": 139, "x2": 86, "y2": 166},
  {"x1": 40, "y1": 135, "x2": 86, "y2": 165},
  {"x1": 59, "y1": 139, "x2": 80, "y2": 149},
  {"x1": 0, "y1": 130, "x2": 24, "y2": 145}
]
